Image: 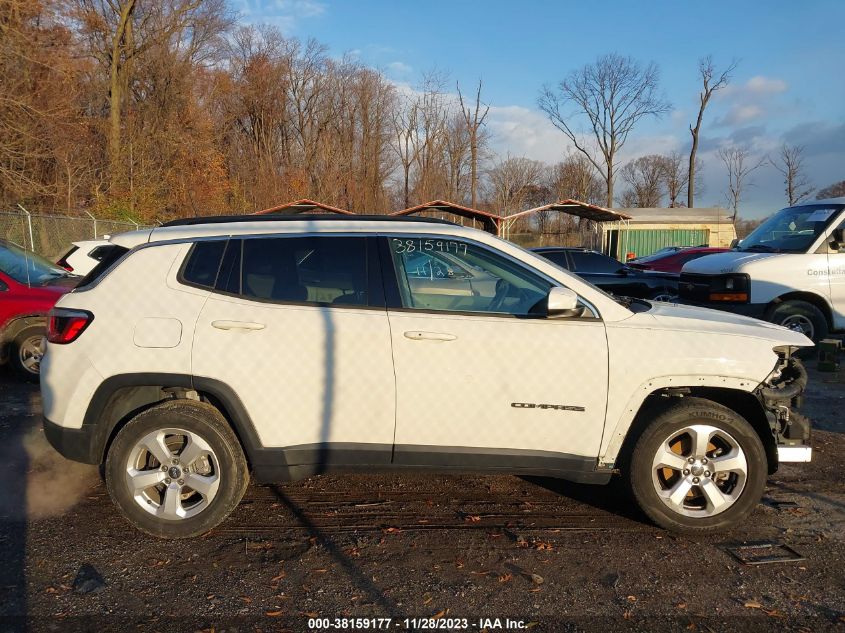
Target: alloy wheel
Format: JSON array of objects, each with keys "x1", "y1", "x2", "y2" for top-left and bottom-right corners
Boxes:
[
  {"x1": 651, "y1": 424, "x2": 748, "y2": 518},
  {"x1": 19, "y1": 335, "x2": 45, "y2": 375},
  {"x1": 125, "y1": 428, "x2": 221, "y2": 520}
]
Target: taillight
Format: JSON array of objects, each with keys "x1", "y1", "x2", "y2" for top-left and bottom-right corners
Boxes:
[{"x1": 47, "y1": 309, "x2": 94, "y2": 344}]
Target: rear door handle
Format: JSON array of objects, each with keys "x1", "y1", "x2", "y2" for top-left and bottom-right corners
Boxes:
[
  {"x1": 211, "y1": 320, "x2": 265, "y2": 331},
  {"x1": 403, "y1": 330, "x2": 457, "y2": 342}
]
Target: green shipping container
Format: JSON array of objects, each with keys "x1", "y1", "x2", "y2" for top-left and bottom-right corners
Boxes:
[{"x1": 607, "y1": 228, "x2": 710, "y2": 260}]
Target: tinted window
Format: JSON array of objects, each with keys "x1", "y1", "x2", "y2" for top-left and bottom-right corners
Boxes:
[
  {"x1": 538, "y1": 250, "x2": 570, "y2": 269},
  {"x1": 88, "y1": 245, "x2": 115, "y2": 262},
  {"x1": 390, "y1": 237, "x2": 550, "y2": 315},
  {"x1": 220, "y1": 237, "x2": 368, "y2": 306},
  {"x1": 181, "y1": 240, "x2": 226, "y2": 289},
  {"x1": 569, "y1": 251, "x2": 622, "y2": 274},
  {"x1": 75, "y1": 245, "x2": 129, "y2": 288}
]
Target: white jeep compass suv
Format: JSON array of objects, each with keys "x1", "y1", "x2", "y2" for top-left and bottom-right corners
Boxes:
[{"x1": 41, "y1": 215, "x2": 813, "y2": 538}]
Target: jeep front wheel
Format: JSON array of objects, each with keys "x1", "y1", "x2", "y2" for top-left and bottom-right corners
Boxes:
[
  {"x1": 105, "y1": 399, "x2": 249, "y2": 538},
  {"x1": 629, "y1": 398, "x2": 767, "y2": 533}
]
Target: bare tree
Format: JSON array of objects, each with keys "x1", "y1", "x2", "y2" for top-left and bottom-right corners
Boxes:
[
  {"x1": 688, "y1": 56, "x2": 737, "y2": 208},
  {"x1": 659, "y1": 151, "x2": 688, "y2": 207},
  {"x1": 73, "y1": 0, "x2": 230, "y2": 189},
  {"x1": 391, "y1": 94, "x2": 419, "y2": 209},
  {"x1": 718, "y1": 146, "x2": 764, "y2": 221},
  {"x1": 457, "y1": 79, "x2": 489, "y2": 207},
  {"x1": 771, "y1": 143, "x2": 814, "y2": 205},
  {"x1": 487, "y1": 156, "x2": 545, "y2": 215},
  {"x1": 547, "y1": 152, "x2": 604, "y2": 205},
  {"x1": 817, "y1": 180, "x2": 845, "y2": 199},
  {"x1": 620, "y1": 155, "x2": 665, "y2": 207},
  {"x1": 538, "y1": 53, "x2": 670, "y2": 208}
]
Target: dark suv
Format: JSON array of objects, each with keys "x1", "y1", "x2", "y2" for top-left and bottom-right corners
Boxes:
[{"x1": 532, "y1": 247, "x2": 678, "y2": 301}]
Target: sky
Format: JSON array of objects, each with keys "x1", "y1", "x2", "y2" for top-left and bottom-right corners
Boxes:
[{"x1": 235, "y1": 0, "x2": 845, "y2": 218}]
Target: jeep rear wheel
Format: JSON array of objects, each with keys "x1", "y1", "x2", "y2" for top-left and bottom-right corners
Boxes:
[
  {"x1": 629, "y1": 398, "x2": 767, "y2": 533},
  {"x1": 105, "y1": 400, "x2": 249, "y2": 538}
]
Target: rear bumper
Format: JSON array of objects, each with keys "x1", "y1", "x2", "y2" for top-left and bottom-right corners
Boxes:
[{"x1": 43, "y1": 416, "x2": 99, "y2": 464}]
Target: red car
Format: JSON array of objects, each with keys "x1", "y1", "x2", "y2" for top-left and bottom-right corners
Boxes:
[
  {"x1": 0, "y1": 240, "x2": 77, "y2": 380},
  {"x1": 627, "y1": 246, "x2": 730, "y2": 274}
]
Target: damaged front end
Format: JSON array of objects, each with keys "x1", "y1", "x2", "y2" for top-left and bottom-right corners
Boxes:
[{"x1": 757, "y1": 348, "x2": 812, "y2": 463}]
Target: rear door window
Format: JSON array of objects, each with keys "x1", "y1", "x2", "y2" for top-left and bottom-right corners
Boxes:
[
  {"x1": 216, "y1": 236, "x2": 369, "y2": 307},
  {"x1": 569, "y1": 251, "x2": 622, "y2": 274}
]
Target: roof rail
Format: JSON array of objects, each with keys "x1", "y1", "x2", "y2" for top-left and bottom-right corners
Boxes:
[{"x1": 161, "y1": 214, "x2": 458, "y2": 228}]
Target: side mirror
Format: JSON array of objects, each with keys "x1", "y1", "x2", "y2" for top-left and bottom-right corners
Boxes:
[
  {"x1": 729, "y1": 238, "x2": 740, "y2": 249},
  {"x1": 547, "y1": 287, "x2": 585, "y2": 318}
]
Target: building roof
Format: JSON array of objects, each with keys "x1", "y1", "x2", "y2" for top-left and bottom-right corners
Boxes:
[
  {"x1": 614, "y1": 207, "x2": 731, "y2": 224},
  {"x1": 253, "y1": 198, "x2": 355, "y2": 215},
  {"x1": 504, "y1": 199, "x2": 632, "y2": 223}
]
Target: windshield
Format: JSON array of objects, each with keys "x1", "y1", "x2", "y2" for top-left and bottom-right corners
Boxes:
[
  {"x1": 0, "y1": 241, "x2": 73, "y2": 285},
  {"x1": 739, "y1": 204, "x2": 844, "y2": 253}
]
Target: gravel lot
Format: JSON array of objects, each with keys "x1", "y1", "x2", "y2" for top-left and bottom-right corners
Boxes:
[{"x1": 0, "y1": 364, "x2": 843, "y2": 632}]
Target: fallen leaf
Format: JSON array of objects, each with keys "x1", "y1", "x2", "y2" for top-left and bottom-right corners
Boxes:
[
  {"x1": 744, "y1": 600, "x2": 763, "y2": 609},
  {"x1": 627, "y1": 595, "x2": 637, "y2": 603},
  {"x1": 299, "y1": 611, "x2": 319, "y2": 618},
  {"x1": 465, "y1": 515, "x2": 481, "y2": 523},
  {"x1": 431, "y1": 609, "x2": 447, "y2": 619},
  {"x1": 677, "y1": 602, "x2": 687, "y2": 610},
  {"x1": 455, "y1": 559, "x2": 465, "y2": 569},
  {"x1": 498, "y1": 573, "x2": 513, "y2": 583},
  {"x1": 529, "y1": 573, "x2": 544, "y2": 585},
  {"x1": 240, "y1": 596, "x2": 253, "y2": 604},
  {"x1": 265, "y1": 610, "x2": 284, "y2": 617},
  {"x1": 623, "y1": 610, "x2": 632, "y2": 620},
  {"x1": 382, "y1": 527, "x2": 402, "y2": 534}
]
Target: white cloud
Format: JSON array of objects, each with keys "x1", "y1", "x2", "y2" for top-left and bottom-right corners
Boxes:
[
  {"x1": 745, "y1": 76, "x2": 788, "y2": 95},
  {"x1": 715, "y1": 104, "x2": 765, "y2": 126},
  {"x1": 485, "y1": 105, "x2": 573, "y2": 164},
  {"x1": 386, "y1": 61, "x2": 413, "y2": 77},
  {"x1": 236, "y1": 0, "x2": 326, "y2": 32}
]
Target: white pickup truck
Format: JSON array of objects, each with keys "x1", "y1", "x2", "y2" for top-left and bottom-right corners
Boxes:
[{"x1": 679, "y1": 197, "x2": 845, "y2": 342}]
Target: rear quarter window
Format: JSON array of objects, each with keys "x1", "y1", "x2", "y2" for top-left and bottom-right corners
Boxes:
[
  {"x1": 75, "y1": 245, "x2": 129, "y2": 289},
  {"x1": 179, "y1": 240, "x2": 227, "y2": 289}
]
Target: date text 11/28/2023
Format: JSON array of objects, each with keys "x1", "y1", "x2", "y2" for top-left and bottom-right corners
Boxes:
[{"x1": 307, "y1": 617, "x2": 535, "y2": 630}]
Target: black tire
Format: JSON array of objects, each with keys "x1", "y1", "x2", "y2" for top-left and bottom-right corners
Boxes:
[
  {"x1": 767, "y1": 300, "x2": 828, "y2": 344},
  {"x1": 10, "y1": 325, "x2": 45, "y2": 382},
  {"x1": 628, "y1": 397, "x2": 767, "y2": 534},
  {"x1": 105, "y1": 399, "x2": 249, "y2": 538}
]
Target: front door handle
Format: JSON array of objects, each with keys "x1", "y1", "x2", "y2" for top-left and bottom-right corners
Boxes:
[
  {"x1": 211, "y1": 320, "x2": 265, "y2": 331},
  {"x1": 403, "y1": 330, "x2": 457, "y2": 342}
]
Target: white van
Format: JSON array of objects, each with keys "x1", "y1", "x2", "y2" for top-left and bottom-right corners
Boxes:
[{"x1": 680, "y1": 197, "x2": 845, "y2": 342}]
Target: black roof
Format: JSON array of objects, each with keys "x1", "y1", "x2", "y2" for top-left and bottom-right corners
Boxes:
[
  {"x1": 162, "y1": 214, "x2": 457, "y2": 228},
  {"x1": 531, "y1": 246, "x2": 593, "y2": 252}
]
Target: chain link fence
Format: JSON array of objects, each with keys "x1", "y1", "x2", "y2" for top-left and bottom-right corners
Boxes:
[{"x1": 0, "y1": 210, "x2": 154, "y2": 260}]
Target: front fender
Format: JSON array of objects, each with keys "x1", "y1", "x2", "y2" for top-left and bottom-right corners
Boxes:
[{"x1": 599, "y1": 374, "x2": 761, "y2": 467}]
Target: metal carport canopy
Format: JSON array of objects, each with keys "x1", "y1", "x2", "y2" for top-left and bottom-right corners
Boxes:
[
  {"x1": 391, "y1": 200, "x2": 501, "y2": 234},
  {"x1": 253, "y1": 198, "x2": 355, "y2": 215},
  {"x1": 503, "y1": 199, "x2": 632, "y2": 223}
]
